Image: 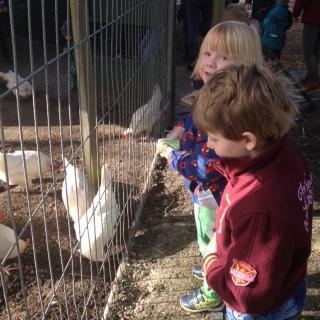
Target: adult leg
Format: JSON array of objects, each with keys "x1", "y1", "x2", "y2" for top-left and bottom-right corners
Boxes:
[
  {"x1": 182, "y1": 18, "x2": 189, "y2": 59},
  {"x1": 199, "y1": 0, "x2": 213, "y2": 37},
  {"x1": 186, "y1": 1, "x2": 201, "y2": 62},
  {"x1": 0, "y1": 31, "x2": 10, "y2": 61},
  {"x1": 302, "y1": 24, "x2": 320, "y2": 82},
  {"x1": 314, "y1": 26, "x2": 320, "y2": 68},
  {"x1": 0, "y1": 14, "x2": 11, "y2": 62}
]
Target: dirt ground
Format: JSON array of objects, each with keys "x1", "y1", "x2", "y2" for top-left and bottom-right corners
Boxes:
[
  {"x1": 0, "y1": 121, "x2": 152, "y2": 320},
  {"x1": 0, "y1": 10, "x2": 319, "y2": 320},
  {"x1": 107, "y1": 21, "x2": 320, "y2": 320},
  {"x1": 0, "y1": 93, "x2": 156, "y2": 319}
]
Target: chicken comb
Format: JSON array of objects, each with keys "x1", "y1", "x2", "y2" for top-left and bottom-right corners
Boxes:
[{"x1": 0, "y1": 211, "x2": 5, "y2": 220}]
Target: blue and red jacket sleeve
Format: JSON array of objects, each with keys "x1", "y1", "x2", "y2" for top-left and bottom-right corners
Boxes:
[
  {"x1": 168, "y1": 146, "x2": 219, "y2": 185},
  {"x1": 168, "y1": 114, "x2": 226, "y2": 203},
  {"x1": 168, "y1": 143, "x2": 226, "y2": 204},
  {"x1": 168, "y1": 115, "x2": 220, "y2": 184}
]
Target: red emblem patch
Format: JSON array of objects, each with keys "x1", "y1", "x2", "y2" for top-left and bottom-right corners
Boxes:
[{"x1": 230, "y1": 259, "x2": 257, "y2": 287}]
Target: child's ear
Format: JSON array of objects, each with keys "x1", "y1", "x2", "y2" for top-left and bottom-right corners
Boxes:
[{"x1": 242, "y1": 132, "x2": 257, "y2": 151}]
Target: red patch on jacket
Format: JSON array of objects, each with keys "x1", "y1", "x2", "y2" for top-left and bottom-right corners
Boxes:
[{"x1": 230, "y1": 259, "x2": 257, "y2": 287}]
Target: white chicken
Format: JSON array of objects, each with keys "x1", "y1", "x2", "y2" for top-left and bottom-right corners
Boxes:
[
  {"x1": 0, "y1": 212, "x2": 29, "y2": 263},
  {"x1": 123, "y1": 83, "x2": 162, "y2": 137},
  {"x1": 0, "y1": 70, "x2": 32, "y2": 98},
  {"x1": 74, "y1": 164, "x2": 120, "y2": 261},
  {"x1": 0, "y1": 150, "x2": 52, "y2": 189},
  {"x1": 61, "y1": 157, "x2": 89, "y2": 222}
]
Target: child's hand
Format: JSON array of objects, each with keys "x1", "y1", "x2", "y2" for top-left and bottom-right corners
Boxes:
[
  {"x1": 156, "y1": 141, "x2": 173, "y2": 159},
  {"x1": 161, "y1": 146, "x2": 174, "y2": 160},
  {"x1": 202, "y1": 233, "x2": 218, "y2": 273},
  {"x1": 205, "y1": 232, "x2": 217, "y2": 256},
  {"x1": 162, "y1": 148, "x2": 173, "y2": 160},
  {"x1": 156, "y1": 140, "x2": 167, "y2": 154}
]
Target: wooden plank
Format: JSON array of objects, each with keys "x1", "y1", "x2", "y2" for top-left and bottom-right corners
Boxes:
[{"x1": 70, "y1": 0, "x2": 98, "y2": 200}]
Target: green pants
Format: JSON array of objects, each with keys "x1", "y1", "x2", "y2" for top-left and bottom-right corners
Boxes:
[
  {"x1": 194, "y1": 203, "x2": 218, "y2": 299},
  {"x1": 194, "y1": 203, "x2": 216, "y2": 257}
]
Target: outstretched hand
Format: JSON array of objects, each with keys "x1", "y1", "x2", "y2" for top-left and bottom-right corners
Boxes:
[{"x1": 156, "y1": 141, "x2": 173, "y2": 160}]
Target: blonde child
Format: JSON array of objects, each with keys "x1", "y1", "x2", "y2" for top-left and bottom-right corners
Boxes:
[
  {"x1": 194, "y1": 64, "x2": 312, "y2": 319},
  {"x1": 157, "y1": 21, "x2": 265, "y2": 313}
]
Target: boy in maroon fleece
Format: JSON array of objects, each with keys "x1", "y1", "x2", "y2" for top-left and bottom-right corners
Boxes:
[{"x1": 193, "y1": 64, "x2": 313, "y2": 319}]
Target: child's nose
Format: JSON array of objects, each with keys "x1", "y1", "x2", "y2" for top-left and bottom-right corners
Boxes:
[{"x1": 207, "y1": 57, "x2": 217, "y2": 68}]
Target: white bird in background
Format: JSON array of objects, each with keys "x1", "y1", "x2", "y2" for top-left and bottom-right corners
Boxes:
[
  {"x1": 62, "y1": 157, "x2": 89, "y2": 222},
  {"x1": 0, "y1": 70, "x2": 32, "y2": 98},
  {"x1": 123, "y1": 83, "x2": 162, "y2": 137},
  {"x1": 74, "y1": 164, "x2": 120, "y2": 261},
  {"x1": 0, "y1": 150, "x2": 53, "y2": 189},
  {"x1": 0, "y1": 211, "x2": 30, "y2": 266}
]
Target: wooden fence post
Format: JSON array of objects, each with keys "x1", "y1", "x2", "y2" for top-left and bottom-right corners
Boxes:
[{"x1": 70, "y1": 0, "x2": 98, "y2": 198}]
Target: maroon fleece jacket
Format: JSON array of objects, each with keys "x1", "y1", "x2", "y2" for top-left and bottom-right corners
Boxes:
[
  {"x1": 205, "y1": 135, "x2": 313, "y2": 314},
  {"x1": 292, "y1": 0, "x2": 320, "y2": 24}
]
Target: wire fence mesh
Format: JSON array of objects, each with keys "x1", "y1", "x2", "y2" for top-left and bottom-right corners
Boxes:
[{"x1": 0, "y1": 0, "x2": 174, "y2": 319}]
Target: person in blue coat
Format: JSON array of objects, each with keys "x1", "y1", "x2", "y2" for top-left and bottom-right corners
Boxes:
[{"x1": 261, "y1": 0, "x2": 293, "y2": 60}]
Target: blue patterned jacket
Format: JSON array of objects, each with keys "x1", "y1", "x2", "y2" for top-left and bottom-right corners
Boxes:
[{"x1": 168, "y1": 113, "x2": 226, "y2": 205}]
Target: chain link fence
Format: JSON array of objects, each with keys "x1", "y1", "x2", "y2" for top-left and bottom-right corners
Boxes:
[{"x1": 0, "y1": 0, "x2": 175, "y2": 319}]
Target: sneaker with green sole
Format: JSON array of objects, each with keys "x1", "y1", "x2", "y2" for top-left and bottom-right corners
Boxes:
[{"x1": 179, "y1": 288, "x2": 224, "y2": 313}]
